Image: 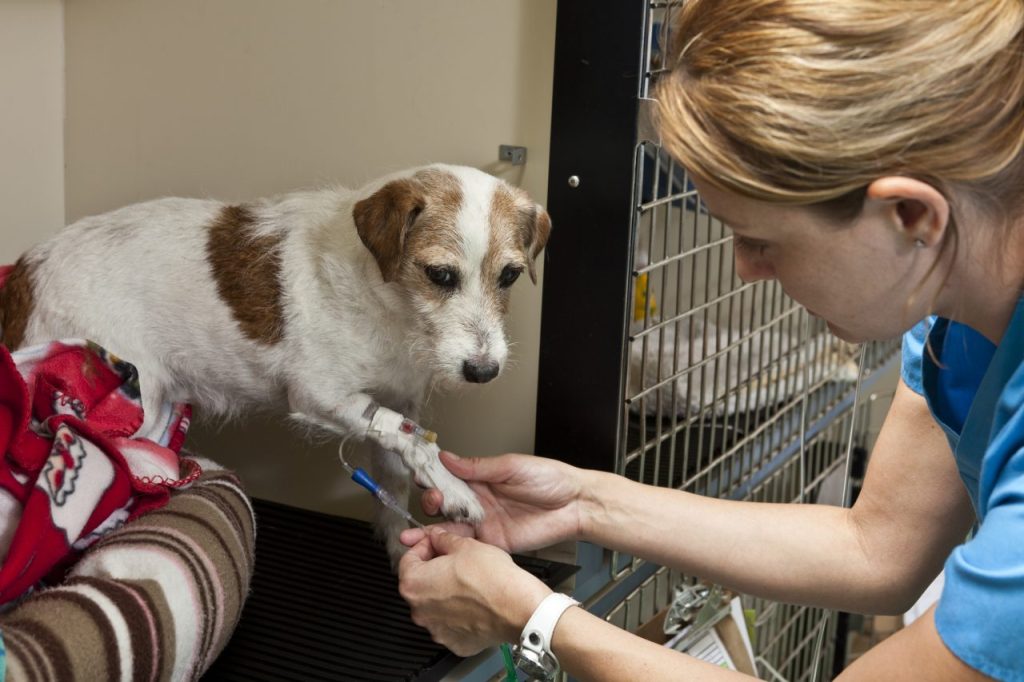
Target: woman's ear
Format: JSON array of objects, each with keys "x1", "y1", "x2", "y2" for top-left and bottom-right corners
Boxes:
[{"x1": 866, "y1": 176, "x2": 950, "y2": 249}]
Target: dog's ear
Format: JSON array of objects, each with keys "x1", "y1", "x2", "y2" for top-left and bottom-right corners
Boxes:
[
  {"x1": 353, "y1": 179, "x2": 425, "y2": 282},
  {"x1": 521, "y1": 204, "x2": 552, "y2": 284}
]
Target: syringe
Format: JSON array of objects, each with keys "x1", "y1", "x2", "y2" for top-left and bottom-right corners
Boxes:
[{"x1": 339, "y1": 450, "x2": 426, "y2": 530}]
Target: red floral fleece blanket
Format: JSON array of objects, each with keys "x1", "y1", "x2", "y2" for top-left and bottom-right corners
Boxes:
[{"x1": 0, "y1": 339, "x2": 198, "y2": 605}]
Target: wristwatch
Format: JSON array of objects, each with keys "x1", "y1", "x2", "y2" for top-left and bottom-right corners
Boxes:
[{"x1": 513, "y1": 592, "x2": 580, "y2": 681}]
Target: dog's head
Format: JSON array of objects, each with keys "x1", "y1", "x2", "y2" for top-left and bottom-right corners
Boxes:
[{"x1": 353, "y1": 164, "x2": 551, "y2": 387}]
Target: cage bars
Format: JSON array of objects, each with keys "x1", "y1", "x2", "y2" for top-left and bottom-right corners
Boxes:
[{"x1": 537, "y1": 1, "x2": 900, "y2": 679}]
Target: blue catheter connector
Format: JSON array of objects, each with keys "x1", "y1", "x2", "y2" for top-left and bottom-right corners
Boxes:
[
  {"x1": 339, "y1": 451, "x2": 426, "y2": 530},
  {"x1": 349, "y1": 466, "x2": 380, "y2": 495}
]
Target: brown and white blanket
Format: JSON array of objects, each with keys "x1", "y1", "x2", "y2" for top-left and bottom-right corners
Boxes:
[
  {"x1": 1, "y1": 462, "x2": 254, "y2": 681},
  {"x1": 0, "y1": 335, "x2": 254, "y2": 680}
]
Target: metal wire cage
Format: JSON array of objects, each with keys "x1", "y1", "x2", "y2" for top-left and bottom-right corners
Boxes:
[
  {"x1": 606, "y1": 2, "x2": 899, "y2": 679},
  {"x1": 616, "y1": 2, "x2": 885, "y2": 573},
  {"x1": 623, "y1": 143, "x2": 864, "y2": 503},
  {"x1": 535, "y1": 1, "x2": 900, "y2": 680},
  {"x1": 604, "y1": 402, "x2": 878, "y2": 681}
]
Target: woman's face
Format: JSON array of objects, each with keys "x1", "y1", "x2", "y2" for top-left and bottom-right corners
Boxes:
[{"x1": 691, "y1": 177, "x2": 940, "y2": 343}]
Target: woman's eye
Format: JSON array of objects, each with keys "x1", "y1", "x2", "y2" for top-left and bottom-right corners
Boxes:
[
  {"x1": 425, "y1": 265, "x2": 459, "y2": 289},
  {"x1": 734, "y1": 235, "x2": 769, "y2": 256},
  {"x1": 498, "y1": 265, "x2": 523, "y2": 288}
]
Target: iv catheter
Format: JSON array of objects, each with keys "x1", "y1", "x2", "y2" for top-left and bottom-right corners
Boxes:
[{"x1": 338, "y1": 448, "x2": 426, "y2": 530}]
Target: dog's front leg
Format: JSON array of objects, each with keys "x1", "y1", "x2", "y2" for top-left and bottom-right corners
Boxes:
[{"x1": 303, "y1": 393, "x2": 485, "y2": 527}]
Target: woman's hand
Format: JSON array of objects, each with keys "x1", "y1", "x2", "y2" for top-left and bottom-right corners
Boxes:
[
  {"x1": 401, "y1": 451, "x2": 589, "y2": 553},
  {"x1": 398, "y1": 527, "x2": 552, "y2": 656}
]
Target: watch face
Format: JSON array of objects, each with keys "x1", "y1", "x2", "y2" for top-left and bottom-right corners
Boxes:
[{"x1": 514, "y1": 653, "x2": 555, "y2": 680}]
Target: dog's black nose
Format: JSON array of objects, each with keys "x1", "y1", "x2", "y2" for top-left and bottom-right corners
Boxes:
[{"x1": 462, "y1": 360, "x2": 500, "y2": 384}]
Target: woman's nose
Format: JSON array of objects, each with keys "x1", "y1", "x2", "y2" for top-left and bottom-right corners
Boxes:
[{"x1": 734, "y1": 250, "x2": 776, "y2": 283}]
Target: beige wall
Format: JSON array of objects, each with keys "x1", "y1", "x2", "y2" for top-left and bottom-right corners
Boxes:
[
  {"x1": 0, "y1": 0, "x2": 64, "y2": 263},
  {"x1": 61, "y1": 0, "x2": 557, "y2": 518}
]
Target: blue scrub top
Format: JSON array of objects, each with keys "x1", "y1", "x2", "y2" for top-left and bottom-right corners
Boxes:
[{"x1": 902, "y1": 296, "x2": 1024, "y2": 682}]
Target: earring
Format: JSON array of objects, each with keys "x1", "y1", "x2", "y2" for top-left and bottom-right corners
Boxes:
[{"x1": 915, "y1": 239, "x2": 926, "y2": 248}]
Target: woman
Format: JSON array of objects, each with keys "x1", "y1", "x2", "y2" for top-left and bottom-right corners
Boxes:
[{"x1": 398, "y1": 1, "x2": 1024, "y2": 679}]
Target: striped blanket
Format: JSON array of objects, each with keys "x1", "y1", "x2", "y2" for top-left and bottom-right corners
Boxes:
[
  {"x1": 0, "y1": 461, "x2": 254, "y2": 680},
  {"x1": 0, "y1": 337, "x2": 255, "y2": 679}
]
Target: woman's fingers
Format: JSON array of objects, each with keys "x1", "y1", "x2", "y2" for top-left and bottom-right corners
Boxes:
[
  {"x1": 401, "y1": 522, "x2": 477, "y2": 548},
  {"x1": 440, "y1": 451, "x2": 519, "y2": 483},
  {"x1": 400, "y1": 527, "x2": 427, "y2": 546},
  {"x1": 402, "y1": 534, "x2": 436, "y2": 563},
  {"x1": 428, "y1": 451, "x2": 534, "y2": 516}
]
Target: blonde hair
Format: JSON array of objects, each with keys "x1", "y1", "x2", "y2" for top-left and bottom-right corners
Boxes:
[{"x1": 656, "y1": 0, "x2": 1024, "y2": 228}]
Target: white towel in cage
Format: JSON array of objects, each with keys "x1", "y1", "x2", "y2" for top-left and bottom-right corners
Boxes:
[{"x1": 627, "y1": 317, "x2": 858, "y2": 417}]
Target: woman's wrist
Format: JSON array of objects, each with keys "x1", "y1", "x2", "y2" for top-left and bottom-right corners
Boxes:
[
  {"x1": 576, "y1": 468, "x2": 618, "y2": 544},
  {"x1": 498, "y1": 573, "x2": 553, "y2": 642}
]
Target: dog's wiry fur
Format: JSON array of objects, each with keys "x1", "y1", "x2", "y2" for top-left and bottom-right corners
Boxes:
[{"x1": 0, "y1": 164, "x2": 551, "y2": 561}]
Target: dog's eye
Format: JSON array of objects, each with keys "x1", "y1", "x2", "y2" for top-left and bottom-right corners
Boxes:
[
  {"x1": 498, "y1": 265, "x2": 523, "y2": 288},
  {"x1": 425, "y1": 265, "x2": 459, "y2": 289}
]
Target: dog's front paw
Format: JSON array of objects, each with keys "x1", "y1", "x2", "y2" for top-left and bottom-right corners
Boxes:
[
  {"x1": 415, "y1": 455, "x2": 484, "y2": 524},
  {"x1": 436, "y1": 477, "x2": 485, "y2": 525},
  {"x1": 383, "y1": 415, "x2": 485, "y2": 526},
  {"x1": 406, "y1": 441, "x2": 484, "y2": 525}
]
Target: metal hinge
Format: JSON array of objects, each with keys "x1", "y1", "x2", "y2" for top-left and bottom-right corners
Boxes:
[{"x1": 637, "y1": 97, "x2": 662, "y2": 145}]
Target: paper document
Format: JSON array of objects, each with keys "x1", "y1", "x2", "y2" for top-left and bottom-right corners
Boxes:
[{"x1": 676, "y1": 629, "x2": 736, "y2": 669}]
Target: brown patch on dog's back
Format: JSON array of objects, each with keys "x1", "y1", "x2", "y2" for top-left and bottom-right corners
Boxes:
[
  {"x1": 206, "y1": 205, "x2": 286, "y2": 344},
  {"x1": 0, "y1": 258, "x2": 36, "y2": 350}
]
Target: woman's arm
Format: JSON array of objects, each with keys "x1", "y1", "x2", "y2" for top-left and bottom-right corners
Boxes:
[
  {"x1": 400, "y1": 381, "x2": 983, "y2": 677},
  {"x1": 401, "y1": 532, "x2": 989, "y2": 682},
  {"x1": 837, "y1": 606, "x2": 991, "y2": 681},
  {"x1": 410, "y1": 380, "x2": 973, "y2": 613},
  {"x1": 580, "y1": 380, "x2": 975, "y2": 613},
  {"x1": 399, "y1": 528, "x2": 749, "y2": 680},
  {"x1": 552, "y1": 606, "x2": 749, "y2": 681},
  {"x1": 551, "y1": 600, "x2": 989, "y2": 681}
]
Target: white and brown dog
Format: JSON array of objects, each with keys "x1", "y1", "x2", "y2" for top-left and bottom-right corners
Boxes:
[{"x1": 0, "y1": 163, "x2": 551, "y2": 560}]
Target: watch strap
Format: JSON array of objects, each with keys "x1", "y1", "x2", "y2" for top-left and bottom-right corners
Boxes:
[{"x1": 516, "y1": 592, "x2": 580, "y2": 679}]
